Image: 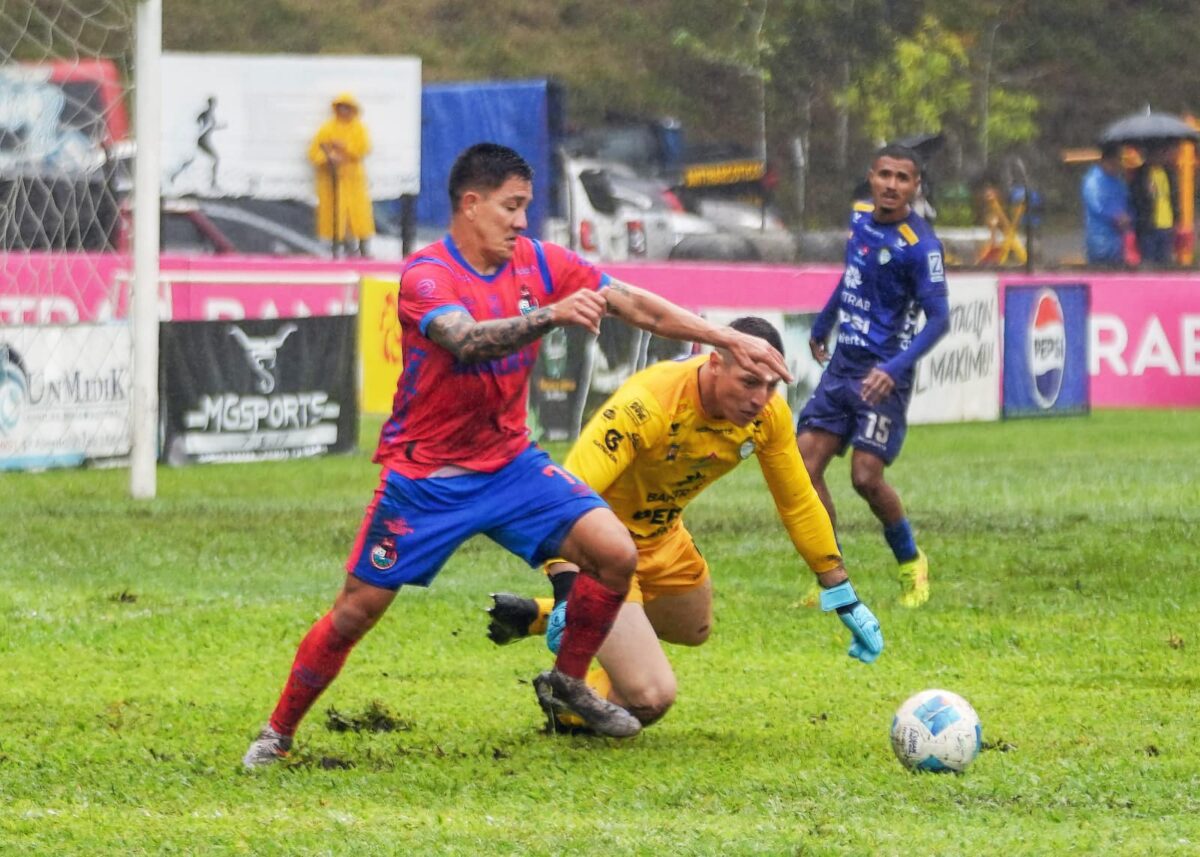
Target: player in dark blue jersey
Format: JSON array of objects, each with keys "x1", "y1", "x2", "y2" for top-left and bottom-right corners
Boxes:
[{"x1": 797, "y1": 144, "x2": 949, "y2": 608}]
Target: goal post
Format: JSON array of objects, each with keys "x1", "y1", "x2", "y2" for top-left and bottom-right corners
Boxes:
[
  {"x1": 130, "y1": 0, "x2": 160, "y2": 499},
  {"x1": 0, "y1": 0, "x2": 160, "y2": 497}
]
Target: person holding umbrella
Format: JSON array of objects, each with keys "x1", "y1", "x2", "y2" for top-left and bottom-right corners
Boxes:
[
  {"x1": 1095, "y1": 110, "x2": 1200, "y2": 267},
  {"x1": 1130, "y1": 141, "x2": 1179, "y2": 266}
]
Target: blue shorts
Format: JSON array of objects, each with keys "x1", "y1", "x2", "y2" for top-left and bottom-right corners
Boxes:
[
  {"x1": 346, "y1": 445, "x2": 608, "y2": 589},
  {"x1": 796, "y1": 371, "x2": 911, "y2": 465}
]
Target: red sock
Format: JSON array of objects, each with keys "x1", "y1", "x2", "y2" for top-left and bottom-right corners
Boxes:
[
  {"x1": 268, "y1": 612, "x2": 357, "y2": 737},
  {"x1": 554, "y1": 574, "x2": 626, "y2": 678}
]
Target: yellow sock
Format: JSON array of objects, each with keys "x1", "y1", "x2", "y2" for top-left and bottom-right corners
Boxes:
[
  {"x1": 530, "y1": 597, "x2": 553, "y2": 635},
  {"x1": 556, "y1": 667, "x2": 613, "y2": 729},
  {"x1": 586, "y1": 666, "x2": 612, "y2": 700}
]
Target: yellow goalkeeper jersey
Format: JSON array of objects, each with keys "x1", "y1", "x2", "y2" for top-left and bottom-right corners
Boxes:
[{"x1": 564, "y1": 355, "x2": 842, "y2": 574}]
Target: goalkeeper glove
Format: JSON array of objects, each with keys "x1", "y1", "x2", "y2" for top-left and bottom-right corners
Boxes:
[
  {"x1": 545, "y1": 600, "x2": 567, "y2": 655},
  {"x1": 819, "y1": 580, "x2": 883, "y2": 664}
]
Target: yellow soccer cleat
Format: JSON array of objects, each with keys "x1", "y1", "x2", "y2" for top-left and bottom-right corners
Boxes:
[{"x1": 897, "y1": 549, "x2": 930, "y2": 608}]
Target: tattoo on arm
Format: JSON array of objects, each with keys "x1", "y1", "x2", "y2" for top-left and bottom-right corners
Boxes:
[{"x1": 427, "y1": 309, "x2": 555, "y2": 363}]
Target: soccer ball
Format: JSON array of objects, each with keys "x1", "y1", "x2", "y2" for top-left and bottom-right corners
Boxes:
[{"x1": 890, "y1": 689, "x2": 982, "y2": 773}]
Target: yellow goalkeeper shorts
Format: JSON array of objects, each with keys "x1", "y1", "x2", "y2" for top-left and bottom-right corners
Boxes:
[{"x1": 628, "y1": 524, "x2": 710, "y2": 605}]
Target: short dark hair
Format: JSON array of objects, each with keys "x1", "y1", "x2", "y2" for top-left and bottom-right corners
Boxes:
[
  {"x1": 1100, "y1": 142, "x2": 1123, "y2": 161},
  {"x1": 729, "y1": 316, "x2": 784, "y2": 357},
  {"x1": 448, "y1": 143, "x2": 533, "y2": 212},
  {"x1": 872, "y1": 143, "x2": 922, "y2": 175}
]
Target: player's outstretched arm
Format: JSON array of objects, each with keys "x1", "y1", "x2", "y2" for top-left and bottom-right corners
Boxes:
[
  {"x1": 816, "y1": 571, "x2": 883, "y2": 664},
  {"x1": 426, "y1": 290, "x2": 606, "y2": 363},
  {"x1": 602, "y1": 280, "x2": 791, "y2": 383}
]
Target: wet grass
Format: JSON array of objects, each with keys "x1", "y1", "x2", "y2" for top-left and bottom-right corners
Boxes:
[{"x1": 1, "y1": 410, "x2": 1197, "y2": 855}]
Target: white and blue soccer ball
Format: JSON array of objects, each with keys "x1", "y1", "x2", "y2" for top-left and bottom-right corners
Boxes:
[{"x1": 890, "y1": 689, "x2": 982, "y2": 773}]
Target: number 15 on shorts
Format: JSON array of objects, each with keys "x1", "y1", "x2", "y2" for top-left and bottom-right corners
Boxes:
[{"x1": 863, "y1": 412, "x2": 891, "y2": 444}]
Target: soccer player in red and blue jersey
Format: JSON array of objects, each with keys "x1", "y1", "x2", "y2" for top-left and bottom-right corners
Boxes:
[
  {"x1": 243, "y1": 143, "x2": 790, "y2": 765},
  {"x1": 797, "y1": 144, "x2": 950, "y2": 610}
]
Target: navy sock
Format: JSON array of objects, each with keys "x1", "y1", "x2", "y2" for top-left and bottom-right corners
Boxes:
[
  {"x1": 883, "y1": 519, "x2": 918, "y2": 563},
  {"x1": 551, "y1": 570, "x2": 578, "y2": 606}
]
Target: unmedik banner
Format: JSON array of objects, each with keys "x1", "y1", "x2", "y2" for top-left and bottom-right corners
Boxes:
[{"x1": 0, "y1": 324, "x2": 132, "y2": 470}]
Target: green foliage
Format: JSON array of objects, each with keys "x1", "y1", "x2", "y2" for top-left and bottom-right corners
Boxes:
[
  {"x1": 985, "y1": 87, "x2": 1040, "y2": 149},
  {"x1": 1, "y1": 410, "x2": 1198, "y2": 853},
  {"x1": 842, "y1": 14, "x2": 1038, "y2": 152}
]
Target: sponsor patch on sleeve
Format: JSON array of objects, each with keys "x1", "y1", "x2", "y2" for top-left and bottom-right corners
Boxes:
[
  {"x1": 623, "y1": 398, "x2": 650, "y2": 425},
  {"x1": 927, "y1": 251, "x2": 945, "y2": 283}
]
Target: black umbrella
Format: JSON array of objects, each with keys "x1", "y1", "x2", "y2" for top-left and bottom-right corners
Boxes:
[
  {"x1": 893, "y1": 131, "x2": 945, "y2": 160},
  {"x1": 1098, "y1": 111, "x2": 1199, "y2": 145}
]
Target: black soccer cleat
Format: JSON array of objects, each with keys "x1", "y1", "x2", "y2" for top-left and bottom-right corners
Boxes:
[
  {"x1": 532, "y1": 669, "x2": 640, "y2": 739},
  {"x1": 486, "y1": 592, "x2": 541, "y2": 645}
]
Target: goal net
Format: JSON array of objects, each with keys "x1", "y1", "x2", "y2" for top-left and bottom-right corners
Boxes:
[{"x1": 0, "y1": 1, "x2": 144, "y2": 474}]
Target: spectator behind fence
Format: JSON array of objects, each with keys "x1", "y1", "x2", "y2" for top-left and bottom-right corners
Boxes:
[
  {"x1": 308, "y1": 92, "x2": 376, "y2": 258},
  {"x1": 1130, "y1": 142, "x2": 1179, "y2": 266},
  {"x1": 1081, "y1": 143, "x2": 1135, "y2": 268}
]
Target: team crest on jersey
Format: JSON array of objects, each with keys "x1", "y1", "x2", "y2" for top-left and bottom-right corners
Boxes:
[
  {"x1": 928, "y1": 251, "x2": 945, "y2": 282},
  {"x1": 370, "y1": 537, "x2": 398, "y2": 571},
  {"x1": 518, "y1": 285, "x2": 538, "y2": 316},
  {"x1": 739, "y1": 440, "x2": 755, "y2": 459}
]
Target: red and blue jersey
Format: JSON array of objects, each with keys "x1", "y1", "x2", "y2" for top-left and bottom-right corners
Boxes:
[{"x1": 376, "y1": 234, "x2": 608, "y2": 477}]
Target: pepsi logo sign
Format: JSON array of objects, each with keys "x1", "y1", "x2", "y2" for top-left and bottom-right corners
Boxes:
[{"x1": 1028, "y1": 289, "x2": 1066, "y2": 409}]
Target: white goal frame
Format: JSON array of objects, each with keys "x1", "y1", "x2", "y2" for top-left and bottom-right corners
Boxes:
[{"x1": 130, "y1": 0, "x2": 160, "y2": 499}]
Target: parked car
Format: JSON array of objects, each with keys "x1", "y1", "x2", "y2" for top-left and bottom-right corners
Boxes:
[
  {"x1": 160, "y1": 198, "x2": 326, "y2": 256},
  {"x1": 547, "y1": 153, "x2": 716, "y2": 262},
  {"x1": 685, "y1": 198, "x2": 798, "y2": 262},
  {"x1": 606, "y1": 172, "x2": 716, "y2": 257}
]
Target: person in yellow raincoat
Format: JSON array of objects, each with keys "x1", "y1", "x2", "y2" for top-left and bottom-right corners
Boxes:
[{"x1": 308, "y1": 92, "x2": 375, "y2": 257}]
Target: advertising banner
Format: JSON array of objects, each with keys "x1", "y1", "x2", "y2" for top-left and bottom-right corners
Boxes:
[
  {"x1": 1002, "y1": 283, "x2": 1090, "y2": 418},
  {"x1": 0, "y1": 324, "x2": 131, "y2": 470},
  {"x1": 161, "y1": 53, "x2": 421, "y2": 200},
  {"x1": 909, "y1": 274, "x2": 1002, "y2": 424},
  {"x1": 160, "y1": 315, "x2": 357, "y2": 465},
  {"x1": 359, "y1": 276, "x2": 403, "y2": 414},
  {"x1": 999, "y1": 274, "x2": 1199, "y2": 408},
  {"x1": 528, "y1": 326, "x2": 598, "y2": 442}
]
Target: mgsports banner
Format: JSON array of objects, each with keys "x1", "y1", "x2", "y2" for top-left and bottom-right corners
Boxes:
[{"x1": 160, "y1": 315, "x2": 357, "y2": 465}]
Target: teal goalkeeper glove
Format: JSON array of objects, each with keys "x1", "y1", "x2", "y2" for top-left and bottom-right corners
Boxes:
[
  {"x1": 819, "y1": 580, "x2": 883, "y2": 664},
  {"x1": 545, "y1": 600, "x2": 567, "y2": 655}
]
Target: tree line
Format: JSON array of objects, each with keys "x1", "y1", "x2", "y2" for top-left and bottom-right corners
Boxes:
[{"x1": 163, "y1": 0, "x2": 1198, "y2": 225}]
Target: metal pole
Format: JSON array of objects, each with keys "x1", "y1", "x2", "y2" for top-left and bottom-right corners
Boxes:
[{"x1": 130, "y1": 0, "x2": 162, "y2": 500}]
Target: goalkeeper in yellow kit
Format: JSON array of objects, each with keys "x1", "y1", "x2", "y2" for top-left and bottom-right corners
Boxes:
[{"x1": 487, "y1": 317, "x2": 883, "y2": 730}]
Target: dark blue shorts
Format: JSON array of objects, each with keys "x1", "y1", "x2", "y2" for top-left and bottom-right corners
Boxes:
[
  {"x1": 346, "y1": 445, "x2": 608, "y2": 589},
  {"x1": 796, "y1": 372, "x2": 912, "y2": 465}
]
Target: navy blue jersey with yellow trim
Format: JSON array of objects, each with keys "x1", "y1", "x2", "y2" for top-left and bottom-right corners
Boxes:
[{"x1": 813, "y1": 204, "x2": 948, "y2": 385}]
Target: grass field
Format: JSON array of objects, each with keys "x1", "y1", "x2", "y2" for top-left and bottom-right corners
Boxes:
[{"x1": 1, "y1": 409, "x2": 1198, "y2": 855}]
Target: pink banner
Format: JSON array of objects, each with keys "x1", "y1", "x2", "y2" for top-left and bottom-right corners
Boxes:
[
  {"x1": 606, "y1": 262, "x2": 839, "y2": 311},
  {"x1": 161, "y1": 256, "x2": 396, "y2": 320},
  {"x1": 999, "y1": 273, "x2": 1200, "y2": 408},
  {"x1": 0, "y1": 252, "x2": 398, "y2": 323},
  {"x1": 4, "y1": 252, "x2": 1197, "y2": 408},
  {"x1": 0, "y1": 253, "x2": 130, "y2": 324}
]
